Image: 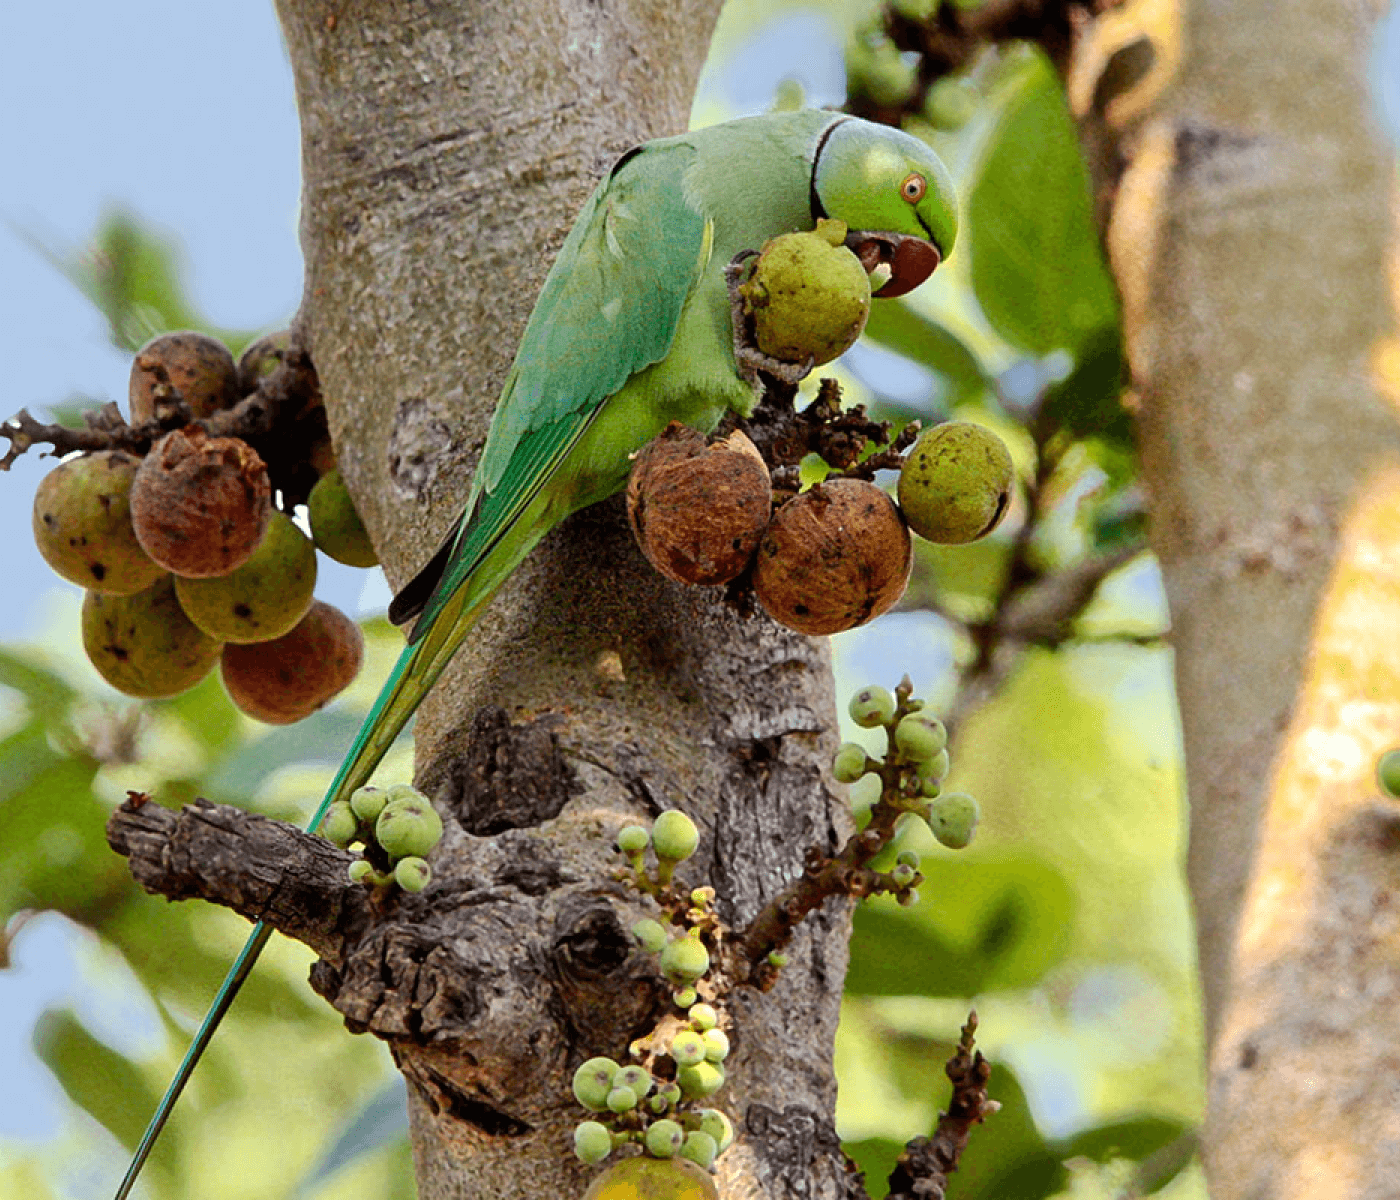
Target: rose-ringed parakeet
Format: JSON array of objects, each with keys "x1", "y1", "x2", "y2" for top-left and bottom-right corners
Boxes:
[{"x1": 115, "y1": 109, "x2": 957, "y2": 1197}]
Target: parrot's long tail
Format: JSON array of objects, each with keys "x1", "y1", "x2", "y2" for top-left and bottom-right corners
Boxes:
[{"x1": 114, "y1": 583, "x2": 488, "y2": 1200}]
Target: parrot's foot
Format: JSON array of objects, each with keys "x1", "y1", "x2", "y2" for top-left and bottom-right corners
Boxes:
[{"x1": 726, "y1": 253, "x2": 814, "y2": 388}]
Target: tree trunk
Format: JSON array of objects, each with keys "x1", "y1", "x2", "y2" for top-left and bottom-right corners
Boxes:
[
  {"x1": 274, "y1": 2, "x2": 856, "y2": 1198},
  {"x1": 1119, "y1": 0, "x2": 1400, "y2": 1194}
]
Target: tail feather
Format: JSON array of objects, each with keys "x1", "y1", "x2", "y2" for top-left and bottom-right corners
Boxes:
[{"x1": 113, "y1": 603, "x2": 484, "y2": 1199}]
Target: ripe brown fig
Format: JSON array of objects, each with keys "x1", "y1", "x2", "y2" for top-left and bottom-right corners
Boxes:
[
  {"x1": 174, "y1": 510, "x2": 317, "y2": 643},
  {"x1": 32, "y1": 451, "x2": 164, "y2": 594},
  {"x1": 626, "y1": 423, "x2": 771, "y2": 585},
  {"x1": 753, "y1": 478, "x2": 911, "y2": 635},
  {"x1": 82, "y1": 576, "x2": 222, "y2": 699},
  {"x1": 129, "y1": 331, "x2": 239, "y2": 423},
  {"x1": 129, "y1": 428, "x2": 271, "y2": 578},
  {"x1": 220, "y1": 600, "x2": 363, "y2": 724}
]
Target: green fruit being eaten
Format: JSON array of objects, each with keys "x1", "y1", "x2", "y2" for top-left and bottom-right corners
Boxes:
[{"x1": 740, "y1": 219, "x2": 871, "y2": 366}]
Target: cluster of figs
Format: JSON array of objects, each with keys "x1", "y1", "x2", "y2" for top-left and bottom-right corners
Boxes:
[
  {"x1": 31, "y1": 331, "x2": 378, "y2": 724},
  {"x1": 628, "y1": 224, "x2": 1015, "y2": 635}
]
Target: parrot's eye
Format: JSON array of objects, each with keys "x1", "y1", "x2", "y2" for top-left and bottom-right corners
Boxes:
[{"x1": 900, "y1": 173, "x2": 927, "y2": 203}]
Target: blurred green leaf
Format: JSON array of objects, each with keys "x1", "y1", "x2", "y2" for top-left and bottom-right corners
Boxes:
[
  {"x1": 847, "y1": 855, "x2": 1074, "y2": 998},
  {"x1": 19, "y1": 208, "x2": 256, "y2": 355},
  {"x1": 842, "y1": 1137, "x2": 904, "y2": 1200},
  {"x1": 966, "y1": 49, "x2": 1127, "y2": 449},
  {"x1": 1062, "y1": 1117, "x2": 1194, "y2": 1191},
  {"x1": 863, "y1": 303, "x2": 991, "y2": 412},
  {"x1": 293, "y1": 1077, "x2": 409, "y2": 1198},
  {"x1": 33, "y1": 1007, "x2": 164, "y2": 1153},
  {"x1": 201, "y1": 708, "x2": 373, "y2": 802},
  {"x1": 904, "y1": 535, "x2": 1012, "y2": 623},
  {"x1": 0, "y1": 648, "x2": 79, "y2": 721}
]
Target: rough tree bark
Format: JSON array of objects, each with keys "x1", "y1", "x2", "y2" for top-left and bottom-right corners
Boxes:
[
  {"x1": 262, "y1": 3, "x2": 856, "y2": 1198},
  {"x1": 1115, "y1": 0, "x2": 1400, "y2": 1195}
]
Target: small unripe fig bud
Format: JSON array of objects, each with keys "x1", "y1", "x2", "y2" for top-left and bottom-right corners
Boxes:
[
  {"x1": 917, "y1": 748, "x2": 951, "y2": 784},
  {"x1": 574, "y1": 1120, "x2": 613, "y2": 1165},
  {"x1": 376, "y1": 794, "x2": 444, "y2": 860},
  {"x1": 660, "y1": 938, "x2": 710, "y2": 987},
  {"x1": 308, "y1": 468, "x2": 379, "y2": 568},
  {"x1": 898, "y1": 422, "x2": 1014, "y2": 545},
  {"x1": 615, "y1": 1065, "x2": 654, "y2": 1097},
  {"x1": 896, "y1": 849, "x2": 920, "y2": 869},
  {"x1": 688, "y1": 1003, "x2": 718, "y2": 1032},
  {"x1": 82, "y1": 577, "x2": 221, "y2": 699},
  {"x1": 652, "y1": 810, "x2": 699, "y2": 862},
  {"x1": 221, "y1": 600, "x2": 363, "y2": 724},
  {"x1": 681, "y1": 1130, "x2": 719, "y2": 1170},
  {"x1": 924, "y1": 76, "x2": 979, "y2": 131},
  {"x1": 670, "y1": 1031, "x2": 707, "y2": 1067},
  {"x1": 572, "y1": 1057, "x2": 620, "y2": 1113},
  {"x1": 645, "y1": 1118, "x2": 685, "y2": 1159},
  {"x1": 928, "y1": 792, "x2": 979, "y2": 849},
  {"x1": 677, "y1": 1061, "x2": 725, "y2": 1099},
  {"x1": 582, "y1": 1156, "x2": 719, "y2": 1200},
  {"x1": 766, "y1": 951, "x2": 789, "y2": 968},
  {"x1": 673, "y1": 987, "x2": 699, "y2": 1009},
  {"x1": 130, "y1": 428, "x2": 271, "y2": 578},
  {"x1": 626, "y1": 424, "x2": 772, "y2": 586},
  {"x1": 320, "y1": 801, "x2": 359, "y2": 848},
  {"x1": 129, "y1": 331, "x2": 239, "y2": 423},
  {"x1": 347, "y1": 859, "x2": 376, "y2": 884},
  {"x1": 894, "y1": 711, "x2": 948, "y2": 763},
  {"x1": 33, "y1": 451, "x2": 163, "y2": 594},
  {"x1": 617, "y1": 824, "x2": 651, "y2": 854},
  {"x1": 1378, "y1": 748, "x2": 1400, "y2": 799},
  {"x1": 890, "y1": 862, "x2": 917, "y2": 887},
  {"x1": 832, "y1": 742, "x2": 871, "y2": 783},
  {"x1": 394, "y1": 856, "x2": 432, "y2": 893},
  {"x1": 849, "y1": 686, "x2": 896, "y2": 728},
  {"x1": 349, "y1": 785, "x2": 387, "y2": 823},
  {"x1": 698, "y1": 1108, "x2": 734, "y2": 1153},
  {"x1": 740, "y1": 219, "x2": 871, "y2": 366},
  {"x1": 174, "y1": 510, "x2": 316, "y2": 643},
  {"x1": 606, "y1": 1085, "x2": 639, "y2": 1113},
  {"x1": 632, "y1": 919, "x2": 668, "y2": 954},
  {"x1": 701, "y1": 1028, "x2": 730, "y2": 1063},
  {"x1": 754, "y1": 479, "x2": 911, "y2": 635}
]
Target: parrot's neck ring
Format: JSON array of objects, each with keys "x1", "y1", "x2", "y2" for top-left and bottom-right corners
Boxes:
[{"x1": 808, "y1": 116, "x2": 854, "y2": 225}]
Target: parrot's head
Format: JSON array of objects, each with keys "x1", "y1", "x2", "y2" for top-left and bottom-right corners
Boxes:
[{"x1": 812, "y1": 117, "x2": 958, "y2": 298}]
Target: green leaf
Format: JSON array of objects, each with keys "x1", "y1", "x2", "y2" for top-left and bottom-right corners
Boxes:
[
  {"x1": 966, "y1": 51, "x2": 1120, "y2": 367},
  {"x1": 0, "y1": 648, "x2": 78, "y2": 722},
  {"x1": 862, "y1": 303, "x2": 991, "y2": 411},
  {"x1": 33, "y1": 1007, "x2": 163, "y2": 1153},
  {"x1": 20, "y1": 208, "x2": 257, "y2": 354},
  {"x1": 842, "y1": 1137, "x2": 904, "y2": 1200},
  {"x1": 292, "y1": 1077, "x2": 410, "y2": 1198},
  {"x1": 847, "y1": 855, "x2": 1075, "y2": 998},
  {"x1": 1059, "y1": 1117, "x2": 1195, "y2": 1192}
]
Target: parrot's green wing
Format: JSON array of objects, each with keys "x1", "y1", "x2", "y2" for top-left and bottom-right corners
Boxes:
[{"x1": 392, "y1": 140, "x2": 712, "y2": 639}]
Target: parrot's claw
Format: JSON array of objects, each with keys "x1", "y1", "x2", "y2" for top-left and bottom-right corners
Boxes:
[{"x1": 726, "y1": 252, "x2": 814, "y2": 388}]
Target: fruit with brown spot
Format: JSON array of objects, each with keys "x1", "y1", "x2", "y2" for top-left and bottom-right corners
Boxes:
[{"x1": 753, "y1": 478, "x2": 911, "y2": 635}]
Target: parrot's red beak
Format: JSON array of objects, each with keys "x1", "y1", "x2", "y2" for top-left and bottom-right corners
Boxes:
[{"x1": 846, "y1": 231, "x2": 942, "y2": 299}]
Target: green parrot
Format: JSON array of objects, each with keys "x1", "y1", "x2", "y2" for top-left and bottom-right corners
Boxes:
[{"x1": 115, "y1": 109, "x2": 957, "y2": 1198}]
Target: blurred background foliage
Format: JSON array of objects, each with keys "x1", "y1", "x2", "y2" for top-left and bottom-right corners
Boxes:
[{"x1": 0, "y1": 0, "x2": 1222, "y2": 1196}]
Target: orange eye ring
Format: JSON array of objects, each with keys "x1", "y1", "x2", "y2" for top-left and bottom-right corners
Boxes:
[{"x1": 900, "y1": 173, "x2": 927, "y2": 203}]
